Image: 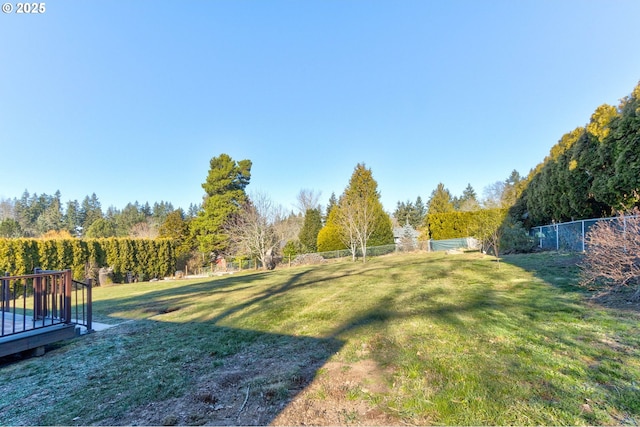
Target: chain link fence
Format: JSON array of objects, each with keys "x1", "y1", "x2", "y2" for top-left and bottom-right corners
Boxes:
[
  {"x1": 530, "y1": 216, "x2": 636, "y2": 252},
  {"x1": 194, "y1": 238, "x2": 483, "y2": 275}
]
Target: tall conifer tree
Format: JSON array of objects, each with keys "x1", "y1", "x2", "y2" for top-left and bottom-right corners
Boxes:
[
  {"x1": 336, "y1": 163, "x2": 393, "y2": 262},
  {"x1": 190, "y1": 154, "x2": 252, "y2": 257}
]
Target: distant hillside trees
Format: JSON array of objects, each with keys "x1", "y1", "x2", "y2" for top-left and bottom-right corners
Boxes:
[
  {"x1": 0, "y1": 190, "x2": 177, "y2": 239},
  {"x1": 393, "y1": 196, "x2": 426, "y2": 228},
  {"x1": 81, "y1": 193, "x2": 103, "y2": 233},
  {"x1": 0, "y1": 219, "x2": 22, "y2": 238}
]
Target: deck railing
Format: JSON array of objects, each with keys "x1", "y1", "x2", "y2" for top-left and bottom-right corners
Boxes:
[
  {"x1": 1, "y1": 269, "x2": 92, "y2": 338},
  {"x1": 71, "y1": 278, "x2": 92, "y2": 332}
]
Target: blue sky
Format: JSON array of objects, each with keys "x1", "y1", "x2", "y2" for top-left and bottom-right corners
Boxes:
[{"x1": 1, "y1": 0, "x2": 640, "y2": 214}]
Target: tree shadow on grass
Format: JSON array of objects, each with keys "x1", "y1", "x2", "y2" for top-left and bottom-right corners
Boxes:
[
  {"x1": 320, "y1": 257, "x2": 640, "y2": 425},
  {"x1": 91, "y1": 262, "x2": 392, "y2": 325},
  {"x1": 0, "y1": 315, "x2": 346, "y2": 426},
  {"x1": 0, "y1": 264, "x2": 398, "y2": 425}
]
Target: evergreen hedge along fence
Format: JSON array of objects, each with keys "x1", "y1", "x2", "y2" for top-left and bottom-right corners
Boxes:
[
  {"x1": 427, "y1": 209, "x2": 508, "y2": 240},
  {"x1": 0, "y1": 238, "x2": 176, "y2": 283}
]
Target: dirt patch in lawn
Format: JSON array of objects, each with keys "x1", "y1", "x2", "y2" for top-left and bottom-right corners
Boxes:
[
  {"x1": 272, "y1": 359, "x2": 396, "y2": 426},
  {"x1": 97, "y1": 339, "x2": 397, "y2": 426}
]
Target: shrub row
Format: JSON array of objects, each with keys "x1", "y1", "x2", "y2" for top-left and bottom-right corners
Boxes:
[
  {"x1": 427, "y1": 211, "x2": 484, "y2": 240},
  {"x1": 0, "y1": 238, "x2": 176, "y2": 283}
]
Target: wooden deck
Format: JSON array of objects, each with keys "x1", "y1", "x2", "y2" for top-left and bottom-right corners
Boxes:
[
  {"x1": 1, "y1": 269, "x2": 92, "y2": 358},
  {"x1": 2, "y1": 312, "x2": 74, "y2": 335},
  {"x1": 0, "y1": 320, "x2": 77, "y2": 358}
]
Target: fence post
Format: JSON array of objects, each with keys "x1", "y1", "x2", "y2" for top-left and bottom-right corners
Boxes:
[
  {"x1": 555, "y1": 224, "x2": 559, "y2": 251},
  {"x1": 581, "y1": 220, "x2": 585, "y2": 252}
]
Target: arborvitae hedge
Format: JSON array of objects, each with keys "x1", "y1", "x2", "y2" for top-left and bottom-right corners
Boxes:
[
  {"x1": 0, "y1": 239, "x2": 39, "y2": 276},
  {"x1": 0, "y1": 238, "x2": 176, "y2": 283},
  {"x1": 427, "y1": 211, "x2": 479, "y2": 240},
  {"x1": 427, "y1": 209, "x2": 509, "y2": 241}
]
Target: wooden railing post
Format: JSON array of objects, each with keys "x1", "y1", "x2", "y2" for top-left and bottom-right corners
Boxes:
[
  {"x1": 86, "y1": 278, "x2": 93, "y2": 332},
  {"x1": 64, "y1": 270, "x2": 72, "y2": 324},
  {"x1": 33, "y1": 268, "x2": 44, "y2": 320},
  {"x1": 1, "y1": 272, "x2": 8, "y2": 313}
]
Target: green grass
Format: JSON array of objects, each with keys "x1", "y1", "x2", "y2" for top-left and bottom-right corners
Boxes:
[{"x1": 1, "y1": 251, "x2": 639, "y2": 425}]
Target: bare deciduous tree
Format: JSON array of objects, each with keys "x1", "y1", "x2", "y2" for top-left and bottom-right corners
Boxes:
[
  {"x1": 472, "y1": 208, "x2": 507, "y2": 259},
  {"x1": 295, "y1": 189, "x2": 322, "y2": 215},
  {"x1": 580, "y1": 210, "x2": 640, "y2": 300},
  {"x1": 335, "y1": 196, "x2": 360, "y2": 261},
  {"x1": 482, "y1": 181, "x2": 506, "y2": 209},
  {"x1": 226, "y1": 191, "x2": 284, "y2": 270},
  {"x1": 336, "y1": 164, "x2": 390, "y2": 263},
  {"x1": 130, "y1": 221, "x2": 159, "y2": 239}
]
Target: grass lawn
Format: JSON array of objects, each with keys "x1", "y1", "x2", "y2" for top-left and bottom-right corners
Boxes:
[{"x1": 1, "y1": 251, "x2": 639, "y2": 425}]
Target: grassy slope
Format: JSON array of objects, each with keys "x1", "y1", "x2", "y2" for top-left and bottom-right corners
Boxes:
[{"x1": 0, "y1": 252, "x2": 639, "y2": 425}]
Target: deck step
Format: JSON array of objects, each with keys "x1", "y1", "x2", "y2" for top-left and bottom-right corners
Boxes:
[{"x1": 0, "y1": 323, "x2": 77, "y2": 358}]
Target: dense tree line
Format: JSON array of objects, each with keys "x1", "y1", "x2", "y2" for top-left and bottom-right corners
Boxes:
[{"x1": 512, "y1": 81, "x2": 640, "y2": 227}]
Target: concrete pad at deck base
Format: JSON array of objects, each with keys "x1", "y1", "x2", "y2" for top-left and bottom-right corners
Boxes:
[
  {"x1": 76, "y1": 319, "x2": 134, "y2": 335},
  {"x1": 75, "y1": 321, "x2": 119, "y2": 335}
]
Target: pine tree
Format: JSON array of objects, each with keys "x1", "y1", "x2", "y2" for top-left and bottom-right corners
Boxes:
[
  {"x1": 81, "y1": 193, "x2": 103, "y2": 234},
  {"x1": 325, "y1": 192, "x2": 338, "y2": 222},
  {"x1": 393, "y1": 200, "x2": 414, "y2": 226},
  {"x1": 65, "y1": 200, "x2": 82, "y2": 236},
  {"x1": 414, "y1": 196, "x2": 426, "y2": 223},
  {"x1": 501, "y1": 171, "x2": 524, "y2": 208},
  {"x1": 427, "y1": 183, "x2": 454, "y2": 215},
  {"x1": 298, "y1": 208, "x2": 323, "y2": 252},
  {"x1": 190, "y1": 154, "x2": 252, "y2": 257},
  {"x1": 458, "y1": 184, "x2": 480, "y2": 212}
]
